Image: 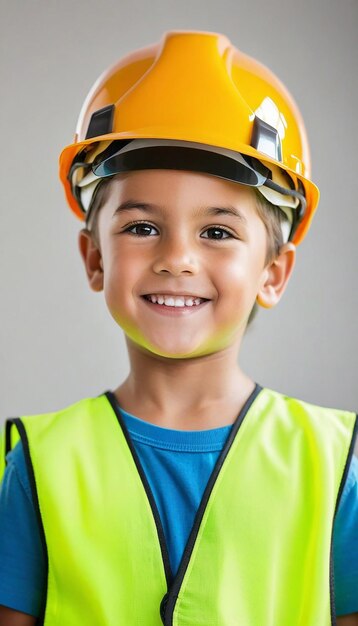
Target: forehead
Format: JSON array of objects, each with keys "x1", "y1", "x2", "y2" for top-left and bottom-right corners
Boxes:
[{"x1": 99, "y1": 169, "x2": 260, "y2": 223}]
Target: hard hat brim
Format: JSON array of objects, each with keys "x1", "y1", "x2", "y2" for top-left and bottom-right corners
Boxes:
[
  {"x1": 92, "y1": 139, "x2": 270, "y2": 187},
  {"x1": 60, "y1": 133, "x2": 319, "y2": 246}
]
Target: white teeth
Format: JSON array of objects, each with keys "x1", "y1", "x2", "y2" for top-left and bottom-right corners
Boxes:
[{"x1": 145, "y1": 294, "x2": 206, "y2": 307}]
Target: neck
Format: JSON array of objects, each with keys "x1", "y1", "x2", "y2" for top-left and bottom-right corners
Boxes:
[{"x1": 113, "y1": 338, "x2": 256, "y2": 430}]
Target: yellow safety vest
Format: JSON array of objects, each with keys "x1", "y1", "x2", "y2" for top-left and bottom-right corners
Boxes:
[{"x1": 2, "y1": 385, "x2": 357, "y2": 626}]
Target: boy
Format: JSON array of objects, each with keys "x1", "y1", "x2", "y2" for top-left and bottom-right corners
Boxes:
[{"x1": 0, "y1": 30, "x2": 357, "y2": 626}]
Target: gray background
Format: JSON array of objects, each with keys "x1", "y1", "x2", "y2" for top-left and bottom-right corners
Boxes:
[{"x1": 1, "y1": 1, "x2": 357, "y2": 453}]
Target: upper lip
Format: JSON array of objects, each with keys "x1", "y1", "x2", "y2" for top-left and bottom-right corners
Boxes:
[{"x1": 142, "y1": 291, "x2": 210, "y2": 299}]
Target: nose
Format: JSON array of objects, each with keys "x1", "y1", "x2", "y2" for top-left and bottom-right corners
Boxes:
[{"x1": 151, "y1": 233, "x2": 200, "y2": 276}]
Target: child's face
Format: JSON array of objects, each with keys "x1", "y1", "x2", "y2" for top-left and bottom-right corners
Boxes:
[{"x1": 79, "y1": 169, "x2": 293, "y2": 359}]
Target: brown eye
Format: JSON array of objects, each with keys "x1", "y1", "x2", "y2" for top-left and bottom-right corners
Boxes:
[
  {"x1": 124, "y1": 223, "x2": 158, "y2": 236},
  {"x1": 201, "y1": 227, "x2": 232, "y2": 240}
]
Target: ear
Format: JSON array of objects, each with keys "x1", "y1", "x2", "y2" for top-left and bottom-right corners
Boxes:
[
  {"x1": 78, "y1": 228, "x2": 104, "y2": 292},
  {"x1": 256, "y1": 242, "x2": 296, "y2": 309}
]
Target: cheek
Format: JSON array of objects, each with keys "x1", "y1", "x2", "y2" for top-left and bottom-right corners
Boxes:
[
  {"x1": 213, "y1": 253, "x2": 262, "y2": 305},
  {"x1": 212, "y1": 253, "x2": 246, "y2": 290},
  {"x1": 102, "y1": 249, "x2": 142, "y2": 308}
]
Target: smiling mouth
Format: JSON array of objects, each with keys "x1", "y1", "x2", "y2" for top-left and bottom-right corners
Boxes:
[{"x1": 142, "y1": 294, "x2": 210, "y2": 308}]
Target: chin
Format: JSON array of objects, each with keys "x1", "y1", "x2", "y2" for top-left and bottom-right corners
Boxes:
[
  {"x1": 134, "y1": 338, "x2": 207, "y2": 360},
  {"x1": 151, "y1": 345, "x2": 202, "y2": 359}
]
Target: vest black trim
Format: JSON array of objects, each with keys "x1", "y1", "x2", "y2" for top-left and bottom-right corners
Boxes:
[
  {"x1": 6, "y1": 417, "x2": 48, "y2": 626},
  {"x1": 104, "y1": 389, "x2": 173, "y2": 587},
  {"x1": 164, "y1": 382, "x2": 263, "y2": 625},
  {"x1": 105, "y1": 383, "x2": 263, "y2": 625},
  {"x1": 3, "y1": 393, "x2": 356, "y2": 626}
]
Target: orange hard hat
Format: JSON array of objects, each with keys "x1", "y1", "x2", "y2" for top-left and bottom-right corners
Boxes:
[{"x1": 59, "y1": 30, "x2": 319, "y2": 245}]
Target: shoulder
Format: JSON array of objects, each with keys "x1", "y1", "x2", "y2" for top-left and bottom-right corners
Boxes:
[
  {"x1": 261, "y1": 387, "x2": 357, "y2": 432},
  {"x1": 7, "y1": 394, "x2": 109, "y2": 443},
  {"x1": 3, "y1": 394, "x2": 113, "y2": 471},
  {"x1": 263, "y1": 387, "x2": 357, "y2": 429},
  {"x1": 266, "y1": 387, "x2": 356, "y2": 414}
]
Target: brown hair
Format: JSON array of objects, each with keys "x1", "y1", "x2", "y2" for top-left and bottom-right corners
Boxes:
[
  {"x1": 85, "y1": 178, "x2": 289, "y2": 328},
  {"x1": 246, "y1": 189, "x2": 289, "y2": 326}
]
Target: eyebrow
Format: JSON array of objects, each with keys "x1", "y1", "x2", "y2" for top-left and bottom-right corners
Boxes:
[{"x1": 112, "y1": 200, "x2": 248, "y2": 225}]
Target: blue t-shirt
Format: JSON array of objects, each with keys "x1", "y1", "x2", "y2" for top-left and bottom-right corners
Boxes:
[{"x1": 0, "y1": 401, "x2": 357, "y2": 618}]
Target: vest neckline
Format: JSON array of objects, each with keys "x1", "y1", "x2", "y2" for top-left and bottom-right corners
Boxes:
[
  {"x1": 118, "y1": 409, "x2": 233, "y2": 451},
  {"x1": 104, "y1": 381, "x2": 265, "y2": 616},
  {"x1": 106, "y1": 383, "x2": 262, "y2": 451}
]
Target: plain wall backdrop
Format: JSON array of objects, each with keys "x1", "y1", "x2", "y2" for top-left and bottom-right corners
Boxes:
[{"x1": 1, "y1": 1, "x2": 357, "y2": 456}]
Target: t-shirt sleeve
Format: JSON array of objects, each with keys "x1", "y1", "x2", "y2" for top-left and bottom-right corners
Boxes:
[
  {"x1": 0, "y1": 440, "x2": 46, "y2": 617},
  {"x1": 333, "y1": 453, "x2": 358, "y2": 616}
]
